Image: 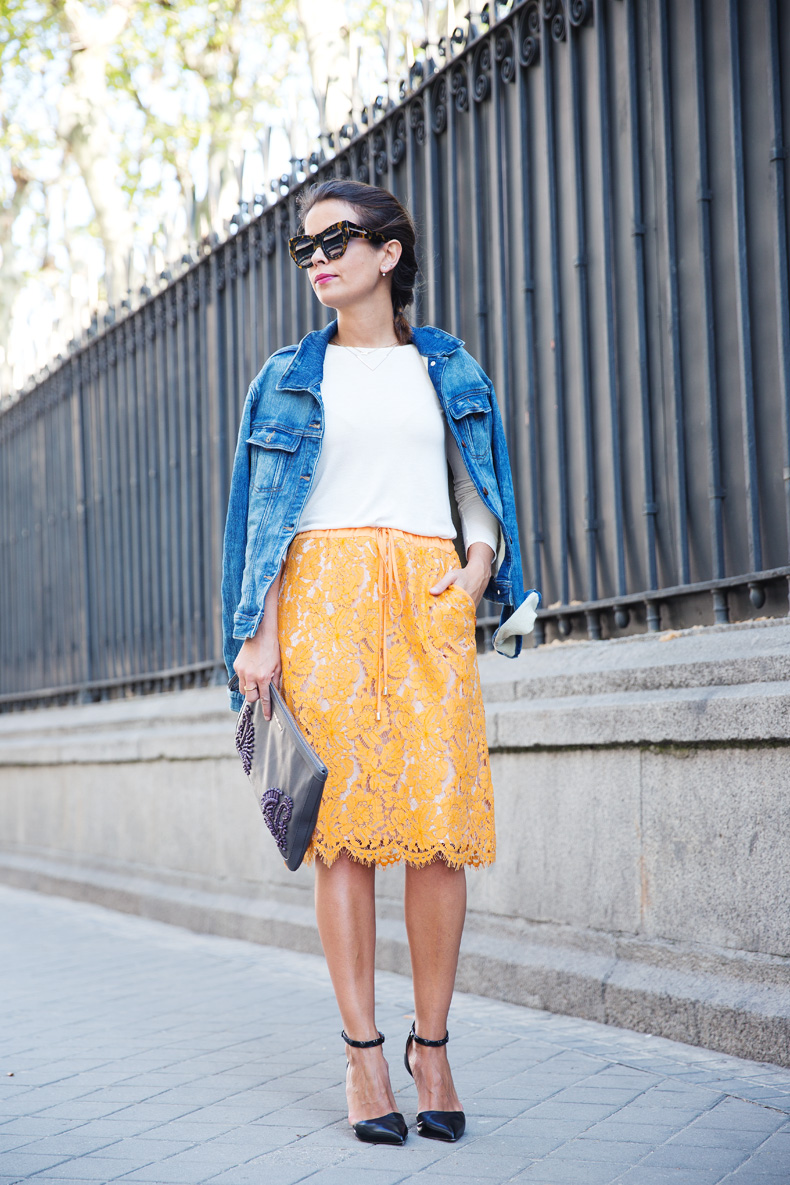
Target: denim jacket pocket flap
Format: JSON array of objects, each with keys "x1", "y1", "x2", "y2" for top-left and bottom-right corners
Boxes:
[
  {"x1": 446, "y1": 390, "x2": 491, "y2": 420},
  {"x1": 247, "y1": 424, "x2": 303, "y2": 453}
]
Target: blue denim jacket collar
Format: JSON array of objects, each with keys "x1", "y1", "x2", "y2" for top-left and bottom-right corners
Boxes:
[{"x1": 275, "y1": 319, "x2": 465, "y2": 394}]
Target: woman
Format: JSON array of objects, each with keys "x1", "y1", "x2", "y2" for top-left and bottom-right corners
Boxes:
[{"x1": 221, "y1": 180, "x2": 538, "y2": 1147}]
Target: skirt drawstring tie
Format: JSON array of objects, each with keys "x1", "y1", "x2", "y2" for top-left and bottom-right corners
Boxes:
[{"x1": 375, "y1": 527, "x2": 404, "y2": 721}]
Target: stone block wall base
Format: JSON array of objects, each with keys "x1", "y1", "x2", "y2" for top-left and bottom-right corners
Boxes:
[
  {"x1": 3, "y1": 620, "x2": 789, "y2": 1067},
  {"x1": 1, "y1": 850, "x2": 787, "y2": 1068}
]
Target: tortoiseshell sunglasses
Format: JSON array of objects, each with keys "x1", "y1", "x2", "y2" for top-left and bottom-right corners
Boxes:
[{"x1": 288, "y1": 220, "x2": 387, "y2": 269}]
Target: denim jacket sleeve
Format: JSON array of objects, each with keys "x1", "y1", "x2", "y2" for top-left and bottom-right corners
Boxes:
[
  {"x1": 220, "y1": 380, "x2": 256, "y2": 681},
  {"x1": 479, "y1": 371, "x2": 541, "y2": 659}
]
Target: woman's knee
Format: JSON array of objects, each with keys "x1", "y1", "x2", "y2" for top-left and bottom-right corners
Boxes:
[
  {"x1": 316, "y1": 850, "x2": 377, "y2": 890},
  {"x1": 406, "y1": 856, "x2": 466, "y2": 882}
]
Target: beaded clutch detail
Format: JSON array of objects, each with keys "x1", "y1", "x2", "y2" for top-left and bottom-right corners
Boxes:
[{"x1": 229, "y1": 676, "x2": 328, "y2": 871}]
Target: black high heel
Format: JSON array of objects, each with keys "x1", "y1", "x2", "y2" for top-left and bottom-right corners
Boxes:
[
  {"x1": 342, "y1": 1030, "x2": 408, "y2": 1145},
  {"x1": 404, "y1": 1023, "x2": 465, "y2": 1142}
]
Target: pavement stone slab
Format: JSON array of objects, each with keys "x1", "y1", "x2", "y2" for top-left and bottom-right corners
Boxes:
[
  {"x1": 1, "y1": 886, "x2": 790, "y2": 1185},
  {"x1": 639, "y1": 1143, "x2": 756, "y2": 1173},
  {"x1": 509, "y1": 1158, "x2": 626, "y2": 1183},
  {"x1": 667, "y1": 1125, "x2": 776, "y2": 1149},
  {"x1": 0, "y1": 1121, "x2": 89, "y2": 1140},
  {"x1": 338, "y1": 1141, "x2": 449, "y2": 1171},
  {"x1": 207, "y1": 1125, "x2": 303, "y2": 1152},
  {"x1": 429, "y1": 1151, "x2": 528, "y2": 1177},
  {"x1": 286, "y1": 1170, "x2": 413, "y2": 1185},
  {"x1": 0, "y1": 1141, "x2": 33, "y2": 1159},
  {"x1": 722, "y1": 1169, "x2": 790, "y2": 1185},
  {"x1": 4, "y1": 1136, "x2": 118, "y2": 1159},
  {"x1": 612, "y1": 1171, "x2": 726, "y2": 1185},
  {"x1": 547, "y1": 1137, "x2": 646, "y2": 1164},
  {"x1": 729, "y1": 1147, "x2": 790, "y2": 1175},
  {"x1": 26, "y1": 1158, "x2": 160, "y2": 1181},
  {"x1": 409, "y1": 1177, "x2": 510, "y2": 1185},
  {"x1": 575, "y1": 1122, "x2": 678, "y2": 1144},
  {"x1": 690, "y1": 1100, "x2": 790, "y2": 1131},
  {"x1": 0, "y1": 1152, "x2": 73, "y2": 1175},
  {"x1": 199, "y1": 1150, "x2": 353, "y2": 1185},
  {"x1": 92, "y1": 1138, "x2": 197, "y2": 1160}
]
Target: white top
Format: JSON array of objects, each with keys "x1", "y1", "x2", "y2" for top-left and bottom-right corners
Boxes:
[{"x1": 298, "y1": 342, "x2": 501, "y2": 561}]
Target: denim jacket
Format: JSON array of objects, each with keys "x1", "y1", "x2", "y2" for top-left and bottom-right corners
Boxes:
[{"x1": 221, "y1": 318, "x2": 539, "y2": 711}]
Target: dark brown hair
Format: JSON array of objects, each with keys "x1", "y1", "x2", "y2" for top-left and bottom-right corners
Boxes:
[{"x1": 295, "y1": 179, "x2": 419, "y2": 345}]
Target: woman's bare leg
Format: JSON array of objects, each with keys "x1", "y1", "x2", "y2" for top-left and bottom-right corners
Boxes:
[
  {"x1": 404, "y1": 858, "x2": 466, "y2": 1112},
  {"x1": 314, "y1": 853, "x2": 399, "y2": 1125}
]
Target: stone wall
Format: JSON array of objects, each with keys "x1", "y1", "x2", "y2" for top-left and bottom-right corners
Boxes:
[{"x1": 1, "y1": 619, "x2": 789, "y2": 1065}]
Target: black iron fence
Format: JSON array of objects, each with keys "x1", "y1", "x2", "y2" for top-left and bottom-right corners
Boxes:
[{"x1": 2, "y1": 0, "x2": 790, "y2": 709}]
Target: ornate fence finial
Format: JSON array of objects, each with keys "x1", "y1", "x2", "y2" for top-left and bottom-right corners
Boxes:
[
  {"x1": 518, "y1": 1, "x2": 541, "y2": 67},
  {"x1": 495, "y1": 25, "x2": 516, "y2": 83},
  {"x1": 472, "y1": 38, "x2": 492, "y2": 102},
  {"x1": 568, "y1": 0, "x2": 593, "y2": 28},
  {"x1": 542, "y1": 0, "x2": 566, "y2": 42}
]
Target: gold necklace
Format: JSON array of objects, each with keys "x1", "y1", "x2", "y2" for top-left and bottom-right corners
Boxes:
[{"x1": 335, "y1": 343, "x2": 400, "y2": 371}]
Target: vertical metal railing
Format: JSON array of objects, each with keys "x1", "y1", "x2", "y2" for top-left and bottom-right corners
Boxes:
[
  {"x1": 624, "y1": 0, "x2": 658, "y2": 624},
  {"x1": 595, "y1": 0, "x2": 627, "y2": 617},
  {"x1": 729, "y1": 0, "x2": 762, "y2": 579},
  {"x1": 2, "y1": 0, "x2": 790, "y2": 710},
  {"x1": 768, "y1": 0, "x2": 790, "y2": 565}
]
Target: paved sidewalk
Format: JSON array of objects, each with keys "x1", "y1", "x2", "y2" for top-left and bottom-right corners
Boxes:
[{"x1": 1, "y1": 886, "x2": 789, "y2": 1185}]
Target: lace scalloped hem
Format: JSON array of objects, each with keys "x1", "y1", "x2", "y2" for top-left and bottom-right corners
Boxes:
[
  {"x1": 278, "y1": 526, "x2": 497, "y2": 871},
  {"x1": 302, "y1": 841, "x2": 496, "y2": 871}
]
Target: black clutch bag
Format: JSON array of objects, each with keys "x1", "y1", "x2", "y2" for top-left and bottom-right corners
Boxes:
[{"x1": 228, "y1": 675, "x2": 328, "y2": 871}]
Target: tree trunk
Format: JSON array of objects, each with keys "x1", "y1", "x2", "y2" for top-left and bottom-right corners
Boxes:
[
  {"x1": 57, "y1": 0, "x2": 137, "y2": 304},
  {"x1": 296, "y1": 0, "x2": 354, "y2": 141},
  {"x1": 0, "y1": 165, "x2": 32, "y2": 393}
]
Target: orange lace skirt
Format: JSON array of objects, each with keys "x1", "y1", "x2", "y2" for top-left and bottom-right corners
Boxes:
[{"x1": 277, "y1": 526, "x2": 496, "y2": 869}]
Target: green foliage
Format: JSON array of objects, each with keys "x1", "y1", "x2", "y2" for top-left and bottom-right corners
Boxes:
[{"x1": 0, "y1": 0, "x2": 450, "y2": 380}]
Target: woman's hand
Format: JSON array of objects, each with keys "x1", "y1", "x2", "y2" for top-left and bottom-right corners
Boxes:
[
  {"x1": 234, "y1": 632, "x2": 282, "y2": 720},
  {"x1": 233, "y1": 560, "x2": 284, "y2": 720},
  {"x1": 429, "y1": 542, "x2": 495, "y2": 610}
]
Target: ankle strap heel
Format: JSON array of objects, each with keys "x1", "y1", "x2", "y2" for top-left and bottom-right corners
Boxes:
[
  {"x1": 341, "y1": 1030, "x2": 407, "y2": 1146},
  {"x1": 403, "y1": 1023, "x2": 465, "y2": 1143}
]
